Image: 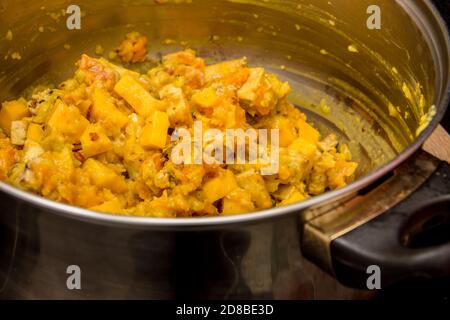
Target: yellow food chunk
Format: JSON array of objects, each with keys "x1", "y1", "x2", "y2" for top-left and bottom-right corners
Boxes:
[
  {"x1": 270, "y1": 115, "x2": 297, "y2": 147},
  {"x1": 99, "y1": 57, "x2": 141, "y2": 80},
  {"x1": 80, "y1": 124, "x2": 113, "y2": 158},
  {"x1": 76, "y1": 100, "x2": 92, "y2": 118},
  {"x1": 159, "y1": 84, "x2": 192, "y2": 126},
  {"x1": 22, "y1": 140, "x2": 45, "y2": 162},
  {"x1": 238, "y1": 68, "x2": 290, "y2": 116},
  {"x1": 10, "y1": 121, "x2": 28, "y2": 145},
  {"x1": 91, "y1": 87, "x2": 129, "y2": 129},
  {"x1": 6, "y1": 30, "x2": 13, "y2": 41},
  {"x1": 290, "y1": 138, "x2": 318, "y2": 159},
  {"x1": 90, "y1": 198, "x2": 123, "y2": 214},
  {"x1": 222, "y1": 188, "x2": 255, "y2": 215},
  {"x1": 83, "y1": 158, "x2": 127, "y2": 193},
  {"x1": 114, "y1": 75, "x2": 164, "y2": 117},
  {"x1": 204, "y1": 58, "x2": 247, "y2": 83},
  {"x1": 48, "y1": 99, "x2": 89, "y2": 142},
  {"x1": 236, "y1": 171, "x2": 272, "y2": 209},
  {"x1": 297, "y1": 118, "x2": 320, "y2": 144},
  {"x1": 117, "y1": 32, "x2": 148, "y2": 63},
  {"x1": 191, "y1": 87, "x2": 218, "y2": 109},
  {"x1": 0, "y1": 138, "x2": 16, "y2": 180},
  {"x1": 279, "y1": 187, "x2": 306, "y2": 206},
  {"x1": 140, "y1": 110, "x2": 170, "y2": 149},
  {"x1": 27, "y1": 123, "x2": 45, "y2": 142},
  {"x1": 203, "y1": 169, "x2": 238, "y2": 203},
  {"x1": 238, "y1": 68, "x2": 264, "y2": 103},
  {"x1": 55, "y1": 146, "x2": 76, "y2": 173},
  {"x1": 327, "y1": 160, "x2": 358, "y2": 189},
  {"x1": 0, "y1": 49, "x2": 359, "y2": 218},
  {"x1": 0, "y1": 100, "x2": 30, "y2": 135}
]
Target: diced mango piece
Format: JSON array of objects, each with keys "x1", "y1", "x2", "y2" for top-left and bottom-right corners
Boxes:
[
  {"x1": 114, "y1": 75, "x2": 165, "y2": 117},
  {"x1": 270, "y1": 115, "x2": 297, "y2": 147},
  {"x1": 91, "y1": 87, "x2": 129, "y2": 129},
  {"x1": 204, "y1": 58, "x2": 247, "y2": 83},
  {"x1": 279, "y1": 187, "x2": 306, "y2": 206},
  {"x1": 222, "y1": 189, "x2": 255, "y2": 215},
  {"x1": 55, "y1": 146, "x2": 75, "y2": 173},
  {"x1": 80, "y1": 124, "x2": 113, "y2": 158},
  {"x1": 0, "y1": 100, "x2": 30, "y2": 135},
  {"x1": 140, "y1": 110, "x2": 170, "y2": 149},
  {"x1": 27, "y1": 123, "x2": 45, "y2": 142},
  {"x1": 289, "y1": 138, "x2": 318, "y2": 159},
  {"x1": 203, "y1": 169, "x2": 238, "y2": 203},
  {"x1": 90, "y1": 198, "x2": 123, "y2": 214},
  {"x1": 297, "y1": 118, "x2": 320, "y2": 144},
  {"x1": 83, "y1": 158, "x2": 127, "y2": 193},
  {"x1": 48, "y1": 99, "x2": 89, "y2": 142},
  {"x1": 222, "y1": 199, "x2": 247, "y2": 215},
  {"x1": 76, "y1": 99, "x2": 92, "y2": 118},
  {"x1": 191, "y1": 87, "x2": 218, "y2": 108}
]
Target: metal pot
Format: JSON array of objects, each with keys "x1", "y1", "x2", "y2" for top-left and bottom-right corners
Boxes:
[{"x1": 0, "y1": 0, "x2": 449, "y2": 299}]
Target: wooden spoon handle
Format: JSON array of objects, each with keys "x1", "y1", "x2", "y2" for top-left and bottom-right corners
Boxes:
[{"x1": 422, "y1": 125, "x2": 450, "y2": 164}]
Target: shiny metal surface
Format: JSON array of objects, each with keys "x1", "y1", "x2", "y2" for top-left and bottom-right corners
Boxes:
[
  {"x1": 0, "y1": 0, "x2": 448, "y2": 228},
  {"x1": 0, "y1": 186, "x2": 371, "y2": 299},
  {"x1": 0, "y1": 0, "x2": 449, "y2": 299}
]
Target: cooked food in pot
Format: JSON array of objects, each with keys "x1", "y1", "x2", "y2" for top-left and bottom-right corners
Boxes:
[{"x1": 0, "y1": 41, "x2": 357, "y2": 217}]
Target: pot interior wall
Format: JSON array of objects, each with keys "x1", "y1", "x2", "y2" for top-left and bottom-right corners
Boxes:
[{"x1": 0, "y1": 0, "x2": 445, "y2": 177}]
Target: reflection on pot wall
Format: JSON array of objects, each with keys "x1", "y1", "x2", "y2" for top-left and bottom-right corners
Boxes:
[{"x1": 0, "y1": 189, "x2": 370, "y2": 299}]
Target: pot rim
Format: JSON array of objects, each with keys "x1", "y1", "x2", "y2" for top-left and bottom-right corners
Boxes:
[{"x1": 0, "y1": 0, "x2": 448, "y2": 229}]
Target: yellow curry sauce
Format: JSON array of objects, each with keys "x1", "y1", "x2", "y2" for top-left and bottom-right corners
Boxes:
[{"x1": 0, "y1": 45, "x2": 357, "y2": 217}]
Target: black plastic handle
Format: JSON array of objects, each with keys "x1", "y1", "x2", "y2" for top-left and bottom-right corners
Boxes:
[{"x1": 331, "y1": 161, "x2": 450, "y2": 289}]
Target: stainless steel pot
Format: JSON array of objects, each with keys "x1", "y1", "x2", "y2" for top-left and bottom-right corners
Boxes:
[{"x1": 0, "y1": 0, "x2": 449, "y2": 299}]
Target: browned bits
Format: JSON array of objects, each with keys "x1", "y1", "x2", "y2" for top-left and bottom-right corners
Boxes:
[
  {"x1": 73, "y1": 152, "x2": 85, "y2": 163},
  {"x1": 72, "y1": 142, "x2": 82, "y2": 152},
  {"x1": 89, "y1": 132, "x2": 100, "y2": 141}
]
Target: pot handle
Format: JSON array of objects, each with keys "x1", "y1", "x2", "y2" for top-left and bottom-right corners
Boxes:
[{"x1": 330, "y1": 161, "x2": 450, "y2": 289}]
